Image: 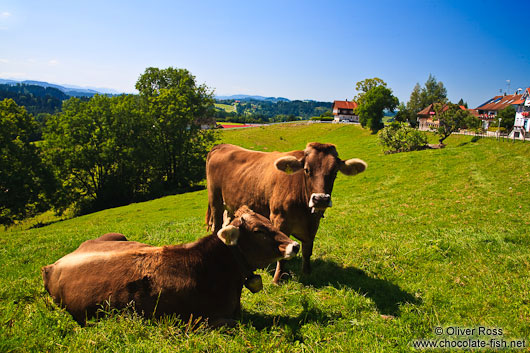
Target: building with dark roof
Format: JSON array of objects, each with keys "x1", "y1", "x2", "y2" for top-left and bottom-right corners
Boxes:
[{"x1": 475, "y1": 93, "x2": 522, "y2": 130}]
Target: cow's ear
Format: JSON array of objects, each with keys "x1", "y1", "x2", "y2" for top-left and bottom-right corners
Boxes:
[
  {"x1": 222, "y1": 210, "x2": 232, "y2": 228},
  {"x1": 217, "y1": 225, "x2": 240, "y2": 246},
  {"x1": 339, "y1": 158, "x2": 367, "y2": 176},
  {"x1": 274, "y1": 156, "x2": 303, "y2": 174}
]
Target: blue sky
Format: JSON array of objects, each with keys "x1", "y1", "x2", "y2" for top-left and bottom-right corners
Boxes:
[{"x1": 1, "y1": 0, "x2": 529, "y2": 108}]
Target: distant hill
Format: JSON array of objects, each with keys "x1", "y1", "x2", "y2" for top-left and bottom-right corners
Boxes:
[
  {"x1": 215, "y1": 94, "x2": 290, "y2": 103},
  {"x1": 0, "y1": 79, "x2": 121, "y2": 97}
]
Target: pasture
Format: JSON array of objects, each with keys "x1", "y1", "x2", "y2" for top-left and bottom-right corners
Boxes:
[{"x1": 1, "y1": 123, "x2": 529, "y2": 352}]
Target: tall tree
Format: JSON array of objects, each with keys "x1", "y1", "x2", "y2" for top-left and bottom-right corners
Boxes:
[
  {"x1": 354, "y1": 77, "x2": 387, "y2": 102},
  {"x1": 405, "y1": 83, "x2": 423, "y2": 127},
  {"x1": 0, "y1": 99, "x2": 55, "y2": 225},
  {"x1": 421, "y1": 74, "x2": 447, "y2": 107},
  {"x1": 355, "y1": 81, "x2": 398, "y2": 134},
  {"x1": 136, "y1": 67, "x2": 217, "y2": 189},
  {"x1": 44, "y1": 95, "x2": 152, "y2": 213}
]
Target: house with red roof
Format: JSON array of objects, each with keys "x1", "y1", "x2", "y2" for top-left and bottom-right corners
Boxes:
[
  {"x1": 332, "y1": 100, "x2": 359, "y2": 123},
  {"x1": 475, "y1": 93, "x2": 522, "y2": 130},
  {"x1": 417, "y1": 103, "x2": 477, "y2": 131}
]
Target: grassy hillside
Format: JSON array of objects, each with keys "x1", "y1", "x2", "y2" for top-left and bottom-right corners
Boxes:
[
  {"x1": 2, "y1": 123, "x2": 529, "y2": 352},
  {"x1": 214, "y1": 103, "x2": 236, "y2": 113}
]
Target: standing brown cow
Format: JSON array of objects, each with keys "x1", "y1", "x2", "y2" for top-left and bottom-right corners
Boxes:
[
  {"x1": 206, "y1": 142, "x2": 367, "y2": 283},
  {"x1": 42, "y1": 206, "x2": 299, "y2": 326}
]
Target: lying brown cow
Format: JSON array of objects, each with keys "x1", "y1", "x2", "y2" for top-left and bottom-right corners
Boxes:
[
  {"x1": 42, "y1": 206, "x2": 299, "y2": 326},
  {"x1": 206, "y1": 143, "x2": 366, "y2": 283}
]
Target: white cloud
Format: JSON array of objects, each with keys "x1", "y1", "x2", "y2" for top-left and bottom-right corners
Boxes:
[
  {"x1": 0, "y1": 59, "x2": 8, "y2": 64},
  {"x1": 48, "y1": 59, "x2": 59, "y2": 66},
  {"x1": 1, "y1": 12, "x2": 11, "y2": 18}
]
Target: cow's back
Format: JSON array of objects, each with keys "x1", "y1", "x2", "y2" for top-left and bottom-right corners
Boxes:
[
  {"x1": 207, "y1": 144, "x2": 304, "y2": 217},
  {"x1": 42, "y1": 234, "x2": 161, "y2": 323}
]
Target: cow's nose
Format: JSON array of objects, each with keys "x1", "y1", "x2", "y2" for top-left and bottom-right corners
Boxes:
[
  {"x1": 291, "y1": 242, "x2": 300, "y2": 254},
  {"x1": 309, "y1": 193, "x2": 332, "y2": 208},
  {"x1": 285, "y1": 241, "x2": 300, "y2": 259},
  {"x1": 314, "y1": 194, "x2": 331, "y2": 204}
]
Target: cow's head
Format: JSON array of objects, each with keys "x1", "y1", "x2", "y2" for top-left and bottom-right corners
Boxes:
[
  {"x1": 217, "y1": 206, "x2": 299, "y2": 269},
  {"x1": 274, "y1": 142, "x2": 367, "y2": 213}
]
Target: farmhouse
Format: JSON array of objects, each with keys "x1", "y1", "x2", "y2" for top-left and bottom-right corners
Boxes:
[
  {"x1": 417, "y1": 103, "x2": 476, "y2": 131},
  {"x1": 475, "y1": 92, "x2": 522, "y2": 130},
  {"x1": 332, "y1": 100, "x2": 359, "y2": 123}
]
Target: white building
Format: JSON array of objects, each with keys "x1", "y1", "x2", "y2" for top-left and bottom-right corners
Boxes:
[{"x1": 510, "y1": 87, "x2": 530, "y2": 139}]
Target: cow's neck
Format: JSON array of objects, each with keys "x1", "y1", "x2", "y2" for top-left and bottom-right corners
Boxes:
[{"x1": 165, "y1": 235, "x2": 257, "y2": 289}]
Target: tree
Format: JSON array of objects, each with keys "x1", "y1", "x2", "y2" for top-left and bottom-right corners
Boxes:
[
  {"x1": 355, "y1": 83, "x2": 398, "y2": 133},
  {"x1": 420, "y1": 74, "x2": 447, "y2": 107},
  {"x1": 495, "y1": 106, "x2": 516, "y2": 131},
  {"x1": 0, "y1": 99, "x2": 55, "y2": 225},
  {"x1": 44, "y1": 95, "x2": 152, "y2": 213},
  {"x1": 394, "y1": 102, "x2": 409, "y2": 123},
  {"x1": 405, "y1": 83, "x2": 423, "y2": 127},
  {"x1": 434, "y1": 103, "x2": 474, "y2": 145},
  {"x1": 136, "y1": 67, "x2": 217, "y2": 189},
  {"x1": 457, "y1": 98, "x2": 468, "y2": 109},
  {"x1": 354, "y1": 77, "x2": 387, "y2": 101}
]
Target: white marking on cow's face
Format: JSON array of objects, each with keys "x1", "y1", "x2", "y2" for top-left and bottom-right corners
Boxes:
[
  {"x1": 284, "y1": 241, "x2": 300, "y2": 259},
  {"x1": 308, "y1": 193, "x2": 332, "y2": 209}
]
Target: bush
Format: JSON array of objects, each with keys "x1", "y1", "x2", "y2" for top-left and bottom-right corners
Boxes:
[{"x1": 379, "y1": 122, "x2": 428, "y2": 153}]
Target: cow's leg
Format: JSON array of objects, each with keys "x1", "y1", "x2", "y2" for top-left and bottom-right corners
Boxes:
[
  {"x1": 301, "y1": 240, "x2": 314, "y2": 274},
  {"x1": 270, "y1": 212, "x2": 290, "y2": 285},
  {"x1": 209, "y1": 188, "x2": 225, "y2": 233},
  {"x1": 272, "y1": 260, "x2": 285, "y2": 284}
]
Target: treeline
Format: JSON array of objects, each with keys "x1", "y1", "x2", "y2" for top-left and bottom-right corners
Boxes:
[
  {"x1": 1, "y1": 67, "x2": 217, "y2": 226},
  {"x1": 215, "y1": 99, "x2": 331, "y2": 123},
  {"x1": 0, "y1": 83, "x2": 69, "y2": 116}
]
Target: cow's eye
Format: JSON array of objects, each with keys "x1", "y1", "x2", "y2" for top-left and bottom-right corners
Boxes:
[{"x1": 304, "y1": 167, "x2": 311, "y2": 176}]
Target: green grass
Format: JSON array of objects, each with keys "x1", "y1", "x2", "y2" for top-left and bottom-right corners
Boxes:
[
  {"x1": 214, "y1": 103, "x2": 237, "y2": 113},
  {"x1": 2, "y1": 123, "x2": 529, "y2": 352}
]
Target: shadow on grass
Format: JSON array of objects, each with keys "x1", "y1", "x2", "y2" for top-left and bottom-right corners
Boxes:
[
  {"x1": 283, "y1": 258, "x2": 420, "y2": 317},
  {"x1": 241, "y1": 298, "x2": 334, "y2": 338},
  {"x1": 29, "y1": 219, "x2": 63, "y2": 229}
]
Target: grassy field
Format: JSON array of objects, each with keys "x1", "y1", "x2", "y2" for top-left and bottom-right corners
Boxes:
[
  {"x1": 2, "y1": 123, "x2": 529, "y2": 352},
  {"x1": 215, "y1": 103, "x2": 237, "y2": 113}
]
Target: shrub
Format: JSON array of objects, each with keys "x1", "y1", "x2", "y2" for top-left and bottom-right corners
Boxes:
[{"x1": 379, "y1": 122, "x2": 428, "y2": 153}]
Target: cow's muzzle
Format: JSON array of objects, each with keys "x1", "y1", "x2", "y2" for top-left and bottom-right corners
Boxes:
[
  {"x1": 284, "y1": 241, "x2": 300, "y2": 259},
  {"x1": 308, "y1": 193, "x2": 332, "y2": 211}
]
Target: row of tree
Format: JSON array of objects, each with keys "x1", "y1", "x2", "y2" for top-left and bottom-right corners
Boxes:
[
  {"x1": 353, "y1": 75, "x2": 483, "y2": 143},
  {"x1": 214, "y1": 99, "x2": 331, "y2": 123},
  {"x1": 1, "y1": 67, "x2": 217, "y2": 226}
]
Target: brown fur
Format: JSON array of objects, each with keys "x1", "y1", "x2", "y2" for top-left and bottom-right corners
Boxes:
[
  {"x1": 206, "y1": 143, "x2": 366, "y2": 283},
  {"x1": 42, "y1": 206, "x2": 297, "y2": 326}
]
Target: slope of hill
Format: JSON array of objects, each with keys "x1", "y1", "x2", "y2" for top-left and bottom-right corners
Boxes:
[
  {"x1": 215, "y1": 94, "x2": 290, "y2": 102},
  {"x1": 0, "y1": 78, "x2": 120, "y2": 97},
  {"x1": 2, "y1": 123, "x2": 529, "y2": 351}
]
